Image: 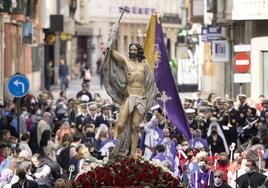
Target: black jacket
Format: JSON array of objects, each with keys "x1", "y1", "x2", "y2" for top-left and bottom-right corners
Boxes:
[{"x1": 11, "y1": 179, "x2": 39, "y2": 188}]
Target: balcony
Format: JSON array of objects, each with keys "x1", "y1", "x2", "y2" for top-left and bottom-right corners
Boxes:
[{"x1": 0, "y1": 0, "x2": 37, "y2": 17}]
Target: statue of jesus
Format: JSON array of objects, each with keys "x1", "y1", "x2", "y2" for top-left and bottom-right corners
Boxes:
[{"x1": 102, "y1": 42, "x2": 159, "y2": 159}]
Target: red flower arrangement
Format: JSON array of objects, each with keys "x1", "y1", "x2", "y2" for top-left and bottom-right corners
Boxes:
[{"x1": 73, "y1": 157, "x2": 180, "y2": 187}]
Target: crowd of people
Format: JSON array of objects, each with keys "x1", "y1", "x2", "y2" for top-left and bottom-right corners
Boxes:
[{"x1": 0, "y1": 78, "x2": 268, "y2": 187}]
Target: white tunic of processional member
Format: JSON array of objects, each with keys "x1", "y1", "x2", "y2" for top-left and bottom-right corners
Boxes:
[{"x1": 143, "y1": 116, "x2": 161, "y2": 159}]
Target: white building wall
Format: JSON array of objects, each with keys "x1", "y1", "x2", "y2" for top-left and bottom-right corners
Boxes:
[
  {"x1": 251, "y1": 37, "x2": 268, "y2": 100},
  {"x1": 88, "y1": 0, "x2": 181, "y2": 65},
  {"x1": 40, "y1": 0, "x2": 57, "y2": 28}
]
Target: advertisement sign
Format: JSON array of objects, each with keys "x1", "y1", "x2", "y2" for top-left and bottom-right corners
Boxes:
[
  {"x1": 22, "y1": 22, "x2": 33, "y2": 44},
  {"x1": 212, "y1": 40, "x2": 229, "y2": 62}
]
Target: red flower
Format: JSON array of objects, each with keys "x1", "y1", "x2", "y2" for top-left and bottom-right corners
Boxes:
[{"x1": 74, "y1": 157, "x2": 179, "y2": 187}]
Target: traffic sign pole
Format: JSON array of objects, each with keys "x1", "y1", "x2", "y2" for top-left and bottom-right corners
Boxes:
[
  {"x1": 8, "y1": 73, "x2": 30, "y2": 142},
  {"x1": 16, "y1": 98, "x2": 21, "y2": 142}
]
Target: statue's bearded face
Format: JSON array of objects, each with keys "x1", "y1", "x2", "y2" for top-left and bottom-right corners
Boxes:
[{"x1": 129, "y1": 45, "x2": 138, "y2": 60}]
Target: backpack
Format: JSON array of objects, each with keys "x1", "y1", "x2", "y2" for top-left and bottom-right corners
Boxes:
[
  {"x1": 84, "y1": 69, "x2": 91, "y2": 80},
  {"x1": 56, "y1": 145, "x2": 74, "y2": 170}
]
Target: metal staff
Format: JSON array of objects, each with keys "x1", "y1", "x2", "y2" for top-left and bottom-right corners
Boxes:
[{"x1": 98, "y1": 6, "x2": 130, "y2": 73}]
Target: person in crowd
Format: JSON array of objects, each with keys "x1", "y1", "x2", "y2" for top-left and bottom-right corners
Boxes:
[
  {"x1": 69, "y1": 132, "x2": 82, "y2": 159},
  {"x1": 189, "y1": 128, "x2": 208, "y2": 149},
  {"x1": 54, "y1": 178, "x2": 72, "y2": 188},
  {"x1": 29, "y1": 114, "x2": 42, "y2": 154},
  {"x1": 152, "y1": 144, "x2": 176, "y2": 172},
  {"x1": 67, "y1": 98, "x2": 77, "y2": 125},
  {"x1": 45, "y1": 61, "x2": 54, "y2": 91},
  {"x1": 55, "y1": 122, "x2": 74, "y2": 145},
  {"x1": 0, "y1": 116, "x2": 19, "y2": 139},
  {"x1": 40, "y1": 130, "x2": 57, "y2": 162},
  {"x1": 256, "y1": 94, "x2": 265, "y2": 112},
  {"x1": 207, "y1": 93, "x2": 216, "y2": 106},
  {"x1": 58, "y1": 59, "x2": 69, "y2": 91},
  {"x1": 236, "y1": 159, "x2": 268, "y2": 187},
  {"x1": 83, "y1": 103, "x2": 98, "y2": 126},
  {"x1": 209, "y1": 170, "x2": 231, "y2": 188},
  {"x1": 76, "y1": 82, "x2": 93, "y2": 102},
  {"x1": 11, "y1": 165, "x2": 39, "y2": 188},
  {"x1": 194, "y1": 90, "x2": 204, "y2": 108},
  {"x1": 207, "y1": 120, "x2": 229, "y2": 155},
  {"x1": 95, "y1": 124, "x2": 109, "y2": 151},
  {"x1": 37, "y1": 112, "x2": 52, "y2": 146},
  {"x1": 0, "y1": 130, "x2": 11, "y2": 146},
  {"x1": 96, "y1": 57, "x2": 104, "y2": 89},
  {"x1": 237, "y1": 94, "x2": 249, "y2": 127},
  {"x1": 82, "y1": 124, "x2": 97, "y2": 151},
  {"x1": 69, "y1": 144, "x2": 89, "y2": 179},
  {"x1": 216, "y1": 152, "x2": 230, "y2": 183},
  {"x1": 227, "y1": 149, "x2": 247, "y2": 187},
  {"x1": 80, "y1": 65, "x2": 91, "y2": 83},
  {"x1": 95, "y1": 104, "x2": 112, "y2": 128},
  {"x1": 19, "y1": 133, "x2": 32, "y2": 157},
  {"x1": 75, "y1": 103, "x2": 90, "y2": 132},
  {"x1": 0, "y1": 144, "x2": 8, "y2": 165},
  {"x1": 156, "y1": 128, "x2": 176, "y2": 158},
  {"x1": 142, "y1": 111, "x2": 163, "y2": 159},
  {"x1": 31, "y1": 154, "x2": 52, "y2": 188},
  {"x1": 190, "y1": 156, "x2": 214, "y2": 188}
]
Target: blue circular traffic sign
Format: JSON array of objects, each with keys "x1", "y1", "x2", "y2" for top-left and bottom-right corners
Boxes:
[{"x1": 8, "y1": 74, "x2": 30, "y2": 97}]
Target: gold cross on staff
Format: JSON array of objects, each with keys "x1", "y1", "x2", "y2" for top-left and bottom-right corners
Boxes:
[{"x1": 157, "y1": 91, "x2": 172, "y2": 116}]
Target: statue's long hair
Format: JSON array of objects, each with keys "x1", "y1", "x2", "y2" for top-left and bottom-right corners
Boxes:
[{"x1": 129, "y1": 43, "x2": 145, "y2": 62}]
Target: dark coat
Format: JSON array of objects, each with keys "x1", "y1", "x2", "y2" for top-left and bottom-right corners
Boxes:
[{"x1": 11, "y1": 179, "x2": 39, "y2": 188}]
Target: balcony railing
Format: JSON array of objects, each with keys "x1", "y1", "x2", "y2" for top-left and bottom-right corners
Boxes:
[{"x1": 0, "y1": 0, "x2": 36, "y2": 18}]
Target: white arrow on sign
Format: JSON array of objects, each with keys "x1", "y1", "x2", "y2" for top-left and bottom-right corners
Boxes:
[{"x1": 13, "y1": 80, "x2": 25, "y2": 93}]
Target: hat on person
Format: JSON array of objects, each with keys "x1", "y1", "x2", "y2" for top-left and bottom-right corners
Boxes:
[
  {"x1": 238, "y1": 94, "x2": 247, "y2": 98},
  {"x1": 101, "y1": 104, "x2": 111, "y2": 110},
  {"x1": 185, "y1": 108, "x2": 196, "y2": 114},
  {"x1": 80, "y1": 95, "x2": 90, "y2": 102},
  {"x1": 89, "y1": 104, "x2": 97, "y2": 111}
]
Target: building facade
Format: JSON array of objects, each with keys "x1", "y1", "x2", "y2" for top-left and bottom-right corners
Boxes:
[{"x1": 87, "y1": 0, "x2": 182, "y2": 74}]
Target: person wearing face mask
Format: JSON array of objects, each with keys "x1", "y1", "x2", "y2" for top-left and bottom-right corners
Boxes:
[
  {"x1": 175, "y1": 140, "x2": 190, "y2": 174},
  {"x1": 216, "y1": 152, "x2": 230, "y2": 183},
  {"x1": 177, "y1": 147, "x2": 197, "y2": 177},
  {"x1": 236, "y1": 159, "x2": 268, "y2": 188},
  {"x1": 190, "y1": 157, "x2": 214, "y2": 188},
  {"x1": 11, "y1": 167, "x2": 39, "y2": 188},
  {"x1": 209, "y1": 170, "x2": 231, "y2": 188}
]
